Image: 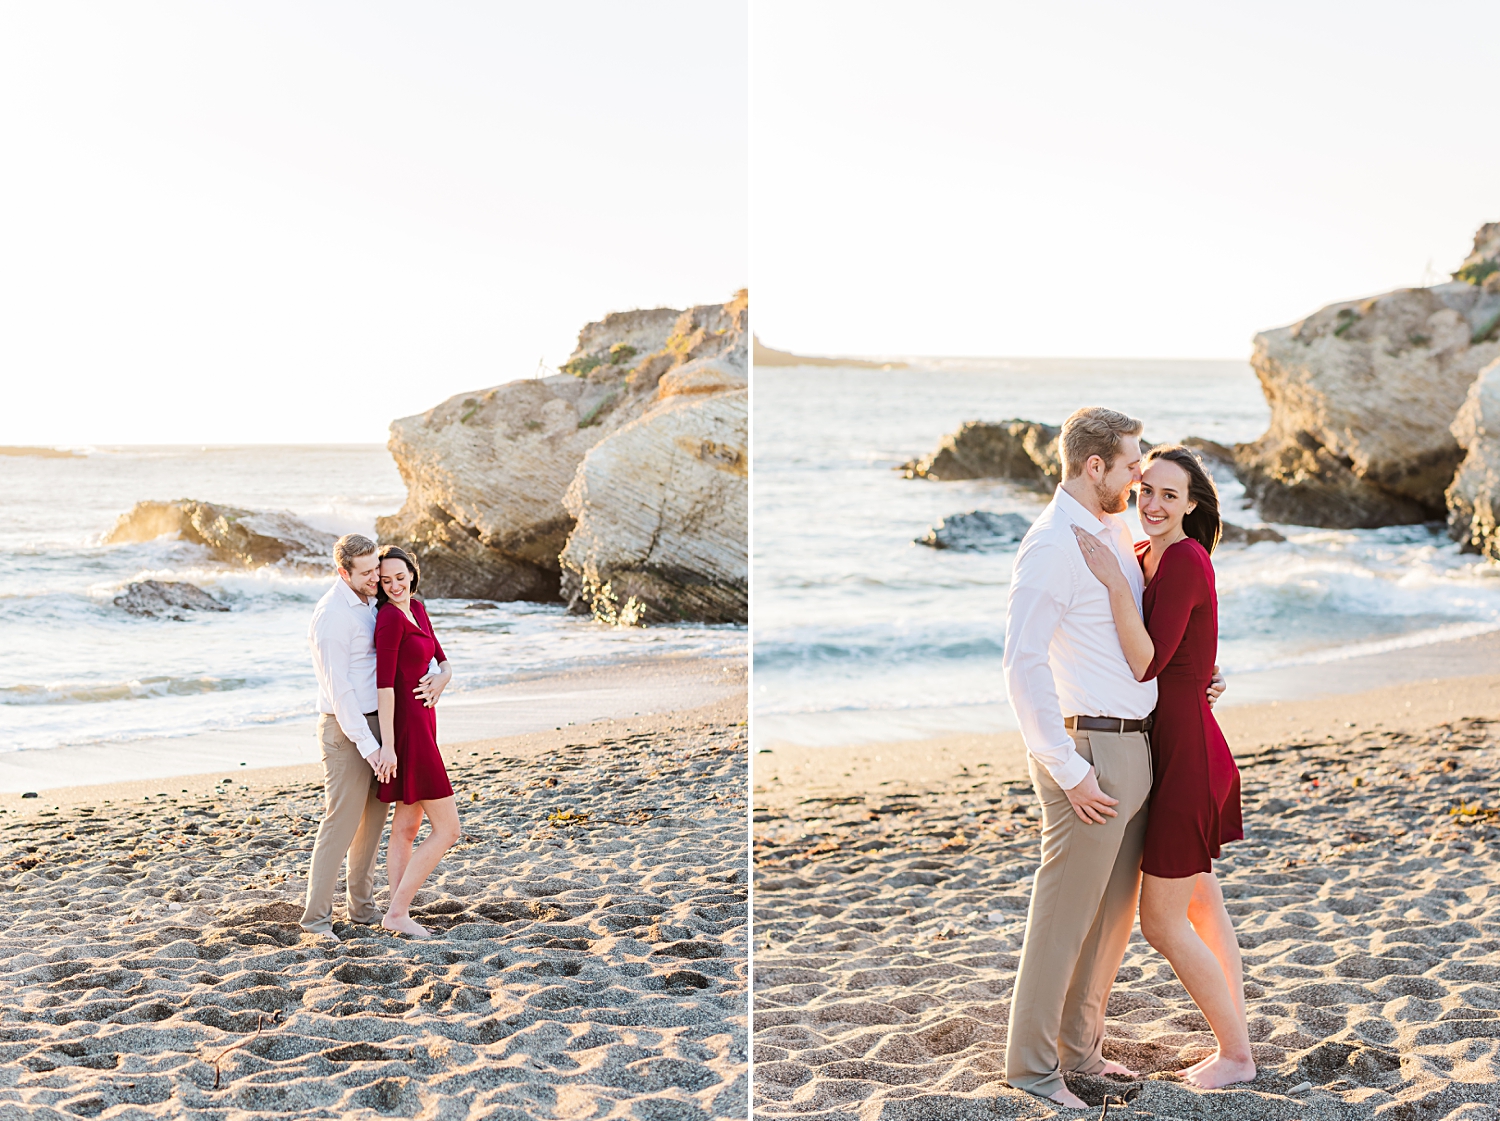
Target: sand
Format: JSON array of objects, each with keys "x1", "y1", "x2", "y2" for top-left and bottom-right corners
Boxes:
[
  {"x1": 0, "y1": 694, "x2": 748, "y2": 1120},
  {"x1": 752, "y1": 678, "x2": 1500, "y2": 1121}
]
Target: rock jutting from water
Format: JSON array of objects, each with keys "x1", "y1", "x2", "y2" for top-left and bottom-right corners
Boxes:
[
  {"x1": 1234, "y1": 224, "x2": 1500, "y2": 528},
  {"x1": 378, "y1": 292, "x2": 748, "y2": 623},
  {"x1": 113, "y1": 580, "x2": 231, "y2": 620},
  {"x1": 900, "y1": 419, "x2": 1061, "y2": 485},
  {"x1": 916, "y1": 510, "x2": 1034, "y2": 551},
  {"x1": 106, "y1": 500, "x2": 336, "y2": 568}
]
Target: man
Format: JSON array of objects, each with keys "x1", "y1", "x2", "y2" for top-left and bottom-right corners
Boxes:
[
  {"x1": 299, "y1": 533, "x2": 398, "y2": 941},
  {"x1": 1001, "y1": 407, "x2": 1222, "y2": 1106}
]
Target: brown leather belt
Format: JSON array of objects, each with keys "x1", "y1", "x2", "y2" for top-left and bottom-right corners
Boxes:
[{"x1": 1065, "y1": 714, "x2": 1153, "y2": 734}]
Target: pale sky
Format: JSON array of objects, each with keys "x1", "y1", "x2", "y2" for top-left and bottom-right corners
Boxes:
[
  {"x1": 2, "y1": 2, "x2": 747, "y2": 445},
  {"x1": 753, "y1": 0, "x2": 1500, "y2": 360}
]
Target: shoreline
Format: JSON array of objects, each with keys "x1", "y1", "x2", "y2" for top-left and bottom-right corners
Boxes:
[
  {"x1": 0, "y1": 653, "x2": 744, "y2": 795},
  {"x1": 751, "y1": 627, "x2": 1500, "y2": 764}
]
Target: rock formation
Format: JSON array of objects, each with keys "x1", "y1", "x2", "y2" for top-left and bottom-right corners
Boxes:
[
  {"x1": 1446, "y1": 357, "x2": 1500, "y2": 558},
  {"x1": 106, "y1": 500, "x2": 335, "y2": 568},
  {"x1": 1235, "y1": 226, "x2": 1500, "y2": 527},
  {"x1": 901, "y1": 420, "x2": 1062, "y2": 486},
  {"x1": 113, "y1": 580, "x2": 230, "y2": 620},
  {"x1": 560, "y1": 358, "x2": 747, "y2": 623},
  {"x1": 379, "y1": 292, "x2": 749, "y2": 622},
  {"x1": 916, "y1": 511, "x2": 1033, "y2": 551},
  {"x1": 1218, "y1": 522, "x2": 1286, "y2": 546}
]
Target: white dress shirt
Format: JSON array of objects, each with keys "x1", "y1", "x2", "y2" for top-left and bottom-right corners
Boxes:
[
  {"x1": 1003, "y1": 485, "x2": 1158, "y2": 789},
  {"x1": 308, "y1": 578, "x2": 380, "y2": 759}
]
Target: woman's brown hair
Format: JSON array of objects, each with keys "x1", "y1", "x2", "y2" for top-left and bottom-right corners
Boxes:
[
  {"x1": 1142, "y1": 445, "x2": 1222, "y2": 554},
  {"x1": 375, "y1": 544, "x2": 421, "y2": 606}
]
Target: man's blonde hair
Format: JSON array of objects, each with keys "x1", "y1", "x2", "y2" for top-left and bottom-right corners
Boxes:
[
  {"x1": 333, "y1": 533, "x2": 377, "y2": 572},
  {"x1": 1060, "y1": 407, "x2": 1144, "y2": 478}
]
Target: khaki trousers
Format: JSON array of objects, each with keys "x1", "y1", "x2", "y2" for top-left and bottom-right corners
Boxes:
[
  {"x1": 299, "y1": 712, "x2": 390, "y2": 933},
  {"x1": 1004, "y1": 728, "x2": 1153, "y2": 1099}
]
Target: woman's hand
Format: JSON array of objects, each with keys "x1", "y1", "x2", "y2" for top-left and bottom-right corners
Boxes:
[
  {"x1": 370, "y1": 744, "x2": 398, "y2": 784},
  {"x1": 1071, "y1": 524, "x2": 1128, "y2": 589},
  {"x1": 415, "y1": 669, "x2": 451, "y2": 708}
]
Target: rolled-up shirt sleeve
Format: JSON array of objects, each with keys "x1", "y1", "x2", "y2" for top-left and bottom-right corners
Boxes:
[
  {"x1": 1003, "y1": 541, "x2": 1092, "y2": 790},
  {"x1": 310, "y1": 608, "x2": 380, "y2": 759}
]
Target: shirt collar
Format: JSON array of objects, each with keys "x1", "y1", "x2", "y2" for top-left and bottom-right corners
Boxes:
[
  {"x1": 335, "y1": 578, "x2": 372, "y2": 610},
  {"x1": 1053, "y1": 484, "x2": 1113, "y2": 537}
]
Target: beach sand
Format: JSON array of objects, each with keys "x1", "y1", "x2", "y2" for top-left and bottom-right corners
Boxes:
[
  {"x1": 752, "y1": 673, "x2": 1500, "y2": 1120},
  {"x1": 0, "y1": 686, "x2": 748, "y2": 1119}
]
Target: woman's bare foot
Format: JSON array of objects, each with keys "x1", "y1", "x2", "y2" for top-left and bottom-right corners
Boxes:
[
  {"x1": 1047, "y1": 1087, "x2": 1087, "y2": 1109},
  {"x1": 1096, "y1": 1060, "x2": 1138, "y2": 1078},
  {"x1": 1184, "y1": 1055, "x2": 1255, "y2": 1089},
  {"x1": 381, "y1": 913, "x2": 432, "y2": 939},
  {"x1": 1179, "y1": 1052, "x2": 1215, "y2": 1077}
]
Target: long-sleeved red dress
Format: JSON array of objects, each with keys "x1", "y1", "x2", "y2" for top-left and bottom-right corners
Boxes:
[
  {"x1": 374, "y1": 599, "x2": 454, "y2": 806},
  {"x1": 1136, "y1": 537, "x2": 1242, "y2": 878}
]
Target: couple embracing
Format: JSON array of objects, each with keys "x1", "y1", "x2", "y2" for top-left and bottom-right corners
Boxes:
[
  {"x1": 1002, "y1": 407, "x2": 1250, "y2": 1104},
  {"x1": 298, "y1": 533, "x2": 461, "y2": 941}
]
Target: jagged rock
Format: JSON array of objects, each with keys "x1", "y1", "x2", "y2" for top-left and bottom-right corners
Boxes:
[
  {"x1": 558, "y1": 299, "x2": 748, "y2": 624},
  {"x1": 1181, "y1": 437, "x2": 1238, "y2": 469},
  {"x1": 105, "y1": 500, "x2": 336, "y2": 568},
  {"x1": 113, "y1": 580, "x2": 230, "y2": 620},
  {"x1": 901, "y1": 420, "x2": 1062, "y2": 485},
  {"x1": 1236, "y1": 225, "x2": 1500, "y2": 528},
  {"x1": 916, "y1": 511, "x2": 1033, "y2": 551},
  {"x1": 380, "y1": 293, "x2": 748, "y2": 617},
  {"x1": 1218, "y1": 522, "x2": 1286, "y2": 546},
  {"x1": 1446, "y1": 357, "x2": 1500, "y2": 557}
]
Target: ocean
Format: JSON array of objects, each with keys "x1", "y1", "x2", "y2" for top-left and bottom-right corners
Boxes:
[
  {"x1": 752, "y1": 360, "x2": 1500, "y2": 748},
  {"x1": 0, "y1": 445, "x2": 743, "y2": 755}
]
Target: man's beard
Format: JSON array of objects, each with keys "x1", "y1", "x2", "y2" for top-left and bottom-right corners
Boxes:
[{"x1": 1094, "y1": 477, "x2": 1130, "y2": 515}]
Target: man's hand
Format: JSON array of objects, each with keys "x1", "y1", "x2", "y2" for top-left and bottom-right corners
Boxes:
[
  {"x1": 414, "y1": 670, "x2": 451, "y2": 708},
  {"x1": 1063, "y1": 766, "x2": 1119, "y2": 825},
  {"x1": 1207, "y1": 664, "x2": 1226, "y2": 707},
  {"x1": 369, "y1": 744, "x2": 397, "y2": 784}
]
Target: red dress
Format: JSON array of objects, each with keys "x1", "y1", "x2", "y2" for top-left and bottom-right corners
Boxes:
[
  {"x1": 374, "y1": 600, "x2": 454, "y2": 805},
  {"x1": 1136, "y1": 538, "x2": 1242, "y2": 878}
]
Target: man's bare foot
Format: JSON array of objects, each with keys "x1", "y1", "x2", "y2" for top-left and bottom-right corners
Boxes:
[
  {"x1": 1184, "y1": 1055, "x2": 1255, "y2": 1089},
  {"x1": 381, "y1": 914, "x2": 432, "y2": 939},
  {"x1": 1096, "y1": 1060, "x2": 1138, "y2": 1078},
  {"x1": 304, "y1": 929, "x2": 339, "y2": 943},
  {"x1": 1047, "y1": 1087, "x2": 1087, "y2": 1109}
]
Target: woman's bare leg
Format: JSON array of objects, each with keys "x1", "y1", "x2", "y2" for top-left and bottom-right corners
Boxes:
[
  {"x1": 1177, "y1": 873, "x2": 1248, "y2": 1076},
  {"x1": 1139, "y1": 872, "x2": 1254, "y2": 1089},
  {"x1": 382, "y1": 797, "x2": 460, "y2": 939},
  {"x1": 385, "y1": 802, "x2": 423, "y2": 911}
]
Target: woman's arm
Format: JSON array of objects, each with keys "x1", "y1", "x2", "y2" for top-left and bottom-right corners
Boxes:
[
  {"x1": 1071, "y1": 526, "x2": 1154, "y2": 679},
  {"x1": 371, "y1": 607, "x2": 402, "y2": 782},
  {"x1": 377, "y1": 687, "x2": 397, "y2": 761}
]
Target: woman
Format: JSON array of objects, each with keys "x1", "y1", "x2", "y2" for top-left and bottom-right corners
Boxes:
[
  {"x1": 1071, "y1": 445, "x2": 1251, "y2": 1090},
  {"x1": 373, "y1": 544, "x2": 459, "y2": 939}
]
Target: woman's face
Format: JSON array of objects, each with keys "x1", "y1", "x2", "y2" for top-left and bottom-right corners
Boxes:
[
  {"x1": 1137, "y1": 458, "x2": 1195, "y2": 540},
  {"x1": 380, "y1": 558, "x2": 412, "y2": 603}
]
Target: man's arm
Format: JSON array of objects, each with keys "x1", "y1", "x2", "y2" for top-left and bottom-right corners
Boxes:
[
  {"x1": 309, "y1": 609, "x2": 381, "y2": 760},
  {"x1": 1004, "y1": 542, "x2": 1119, "y2": 825}
]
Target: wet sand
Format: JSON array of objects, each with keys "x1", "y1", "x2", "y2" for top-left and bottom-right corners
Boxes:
[
  {"x1": 753, "y1": 675, "x2": 1500, "y2": 1120},
  {"x1": 0, "y1": 692, "x2": 748, "y2": 1120}
]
